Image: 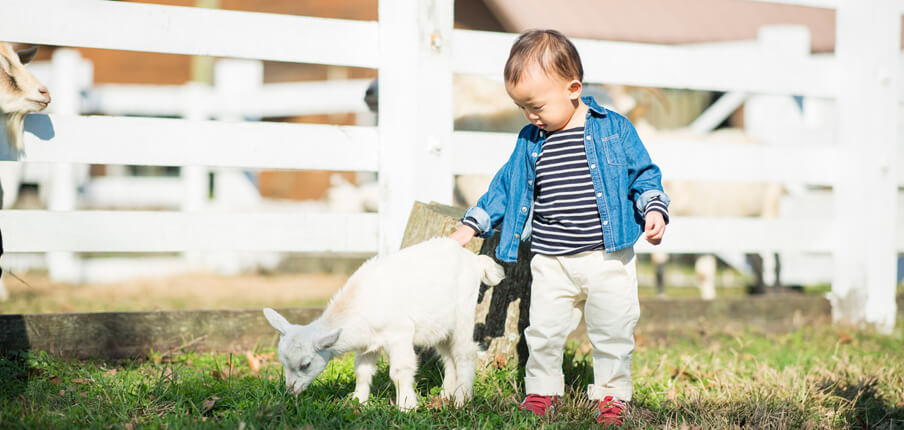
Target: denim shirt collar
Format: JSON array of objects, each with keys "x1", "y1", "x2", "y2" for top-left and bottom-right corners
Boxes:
[{"x1": 582, "y1": 96, "x2": 608, "y2": 117}]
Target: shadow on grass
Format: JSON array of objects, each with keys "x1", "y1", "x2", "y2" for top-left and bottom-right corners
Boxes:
[
  {"x1": 819, "y1": 376, "x2": 904, "y2": 429},
  {"x1": 0, "y1": 350, "x2": 31, "y2": 402}
]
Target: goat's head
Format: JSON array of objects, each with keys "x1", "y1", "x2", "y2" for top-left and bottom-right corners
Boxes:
[
  {"x1": 1, "y1": 42, "x2": 51, "y2": 151},
  {"x1": 263, "y1": 308, "x2": 341, "y2": 394}
]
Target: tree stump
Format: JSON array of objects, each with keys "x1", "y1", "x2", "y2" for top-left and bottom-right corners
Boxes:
[{"x1": 401, "y1": 201, "x2": 532, "y2": 368}]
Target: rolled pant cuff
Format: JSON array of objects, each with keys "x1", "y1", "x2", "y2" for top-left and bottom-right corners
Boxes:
[
  {"x1": 587, "y1": 384, "x2": 632, "y2": 402},
  {"x1": 524, "y1": 375, "x2": 565, "y2": 396}
]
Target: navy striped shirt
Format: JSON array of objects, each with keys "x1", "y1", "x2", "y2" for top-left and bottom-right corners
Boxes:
[
  {"x1": 530, "y1": 127, "x2": 604, "y2": 256},
  {"x1": 460, "y1": 127, "x2": 669, "y2": 251}
]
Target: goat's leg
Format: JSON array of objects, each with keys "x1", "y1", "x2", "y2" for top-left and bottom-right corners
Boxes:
[
  {"x1": 450, "y1": 328, "x2": 477, "y2": 407},
  {"x1": 353, "y1": 350, "x2": 378, "y2": 404},
  {"x1": 434, "y1": 340, "x2": 457, "y2": 401},
  {"x1": 387, "y1": 341, "x2": 418, "y2": 411}
]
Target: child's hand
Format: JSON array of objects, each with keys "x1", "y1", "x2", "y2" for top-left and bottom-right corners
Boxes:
[
  {"x1": 449, "y1": 225, "x2": 477, "y2": 246},
  {"x1": 644, "y1": 211, "x2": 666, "y2": 245}
]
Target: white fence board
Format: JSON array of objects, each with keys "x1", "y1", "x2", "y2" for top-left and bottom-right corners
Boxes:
[
  {"x1": 3, "y1": 209, "x2": 872, "y2": 254},
  {"x1": 452, "y1": 30, "x2": 839, "y2": 97},
  {"x1": 83, "y1": 80, "x2": 373, "y2": 117},
  {"x1": 633, "y1": 217, "x2": 837, "y2": 253},
  {"x1": 451, "y1": 131, "x2": 844, "y2": 184},
  {"x1": 0, "y1": 210, "x2": 379, "y2": 253},
  {"x1": 0, "y1": 0, "x2": 379, "y2": 68},
  {"x1": 3, "y1": 114, "x2": 379, "y2": 171}
]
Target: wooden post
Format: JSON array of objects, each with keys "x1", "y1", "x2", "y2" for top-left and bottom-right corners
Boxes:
[
  {"x1": 832, "y1": 0, "x2": 899, "y2": 333},
  {"x1": 401, "y1": 201, "x2": 532, "y2": 367},
  {"x1": 377, "y1": 0, "x2": 454, "y2": 255}
]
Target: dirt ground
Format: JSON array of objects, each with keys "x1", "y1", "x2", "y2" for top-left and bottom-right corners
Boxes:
[{"x1": 0, "y1": 272, "x2": 349, "y2": 314}]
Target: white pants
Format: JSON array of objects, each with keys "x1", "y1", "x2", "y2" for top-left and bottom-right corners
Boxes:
[{"x1": 523, "y1": 247, "x2": 640, "y2": 401}]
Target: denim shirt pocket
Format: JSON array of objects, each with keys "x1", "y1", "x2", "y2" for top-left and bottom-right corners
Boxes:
[{"x1": 600, "y1": 133, "x2": 627, "y2": 166}]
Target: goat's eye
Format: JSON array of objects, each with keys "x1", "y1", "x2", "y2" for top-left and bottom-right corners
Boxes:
[
  {"x1": 299, "y1": 362, "x2": 310, "y2": 371},
  {"x1": 7, "y1": 75, "x2": 17, "y2": 89}
]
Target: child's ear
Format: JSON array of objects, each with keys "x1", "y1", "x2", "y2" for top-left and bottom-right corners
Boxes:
[{"x1": 567, "y1": 80, "x2": 583, "y2": 99}]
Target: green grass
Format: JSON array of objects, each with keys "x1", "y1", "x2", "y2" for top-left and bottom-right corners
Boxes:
[{"x1": 2, "y1": 323, "x2": 903, "y2": 429}]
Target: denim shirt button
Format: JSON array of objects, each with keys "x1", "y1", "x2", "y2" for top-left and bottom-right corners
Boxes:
[
  {"x1": 532, "y1": 152, "x2": 538, "y2": 158},
  {"x1": 514, "y1": 233, "x2": 520, "y2": 239},
  {"x1": 528, "y1": 180, "x2": 533, "y2": 185},
  {"x1": 596, "y1": 192, "x2": 602, "y2": 198},
  {"x1": 590, "y1": 164, "x2": 596, "y2": 169},
  {"x1": 521, "y1": 206, "x2": 527, "y2": 213},
  {"x1": 585, "y1": 136, "x2": 591, "y2": 140},
  {"x1": 603, "y1": 220, "x2": 609, "y2": 226}
]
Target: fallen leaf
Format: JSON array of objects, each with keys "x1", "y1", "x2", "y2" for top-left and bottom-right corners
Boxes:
[
  {"x1": 49, "y1": 376, "x2": 62, "y2": 385},
  {"x1": 245, "y1": 351, "x2": 261, "y2": 373},
  {"x1": 66, "y1": 386, "x2": 76, "y2": 392},
  {"x1": 634, "y1": 334, "x2": 648, "y2": 348},
  {"x1": 426, "y1": 395, "x2": 446, "y2": 410},
  {"x1": 493, "y1": 354, "x2": 507, "y2": 369},
  {"x1": 58, "y1": 390, "x2": 65, "y2": 396},
  {"x1": 838, "y1": 332, "x2": 853, "y2": 344},
  {"x1": 666, "y1": 385, "x2": 678, "y2": 401},
  {"x1": 201, "y1": 396, "x2": 220, "y2": 414},
  {"x1": 211, "y1": 370, "x2": 224, "y2": 381},
  {"x1": 161, "y1": 368, "x2": 175, "y2": 382},
  {"x1": 72, "y1": 378, "x2": 91, "y2": 385},
  {"x1": 104, "y1": 369, "x2": 118, "y2": 377}
]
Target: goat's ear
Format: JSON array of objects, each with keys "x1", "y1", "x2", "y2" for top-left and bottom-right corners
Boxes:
[
  {"x1": 314, "y1": 328, "x2": 341, "y2": 351},
  {"x1": 16, "y1": 46, "x2": 38, "y2": 65},
  {"x1": 263, "y1": 308, "x2": 290, "y2": 336}
]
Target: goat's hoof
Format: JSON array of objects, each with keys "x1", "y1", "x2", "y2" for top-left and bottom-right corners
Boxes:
[{"x1": 397, "y1": 399, "x2": 419, "y2": 412}]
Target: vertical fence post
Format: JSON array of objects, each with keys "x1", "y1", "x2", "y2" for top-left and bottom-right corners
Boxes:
[
  {"x1": 181, "y1": 83, "x2": 210, "y2": 269},
  {"x1": 46, "y1": 49, "x2": 82, "y2": 283},
  {"x1": 832, "y1": 0, "x2": 899, "y2": 333},
  {"x1": 377, "y1": 0, "x2": 454, "y2": 254}
]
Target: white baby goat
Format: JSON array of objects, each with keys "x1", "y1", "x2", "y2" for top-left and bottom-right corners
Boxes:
[{"x1": 263, "y1": 237, "x2": 505, "y2": 411}]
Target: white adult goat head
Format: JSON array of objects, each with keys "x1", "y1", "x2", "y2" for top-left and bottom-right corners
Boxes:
[{"x1": 0, "y1": 42, "x2": 51, "y2": 151}]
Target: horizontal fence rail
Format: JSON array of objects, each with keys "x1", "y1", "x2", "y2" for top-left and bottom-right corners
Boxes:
[
  {"x1": 7, "y1": 211, "x2": 903, "y2": 254},
  {"x1": 0, "y1": 211, "x2": 379, "y2": 253},
  {"x1": 1, "y1": 114, "x2": 379, "y2": 171},
  {"x1": 5, "y1": 117, "x2": 873, "y2": 185},
  {"x1": 451, "y1": 30, "x2": 839, "y2": 97},
  {"x1": 0, "y1": 0, "x2": 379, "y2": 68},
  {"x1": 83, "y1": 80, "x2": 373, "y2": 118},
  {"x1": 451, "y1": 131, "x2": 851, "y2": 185}
]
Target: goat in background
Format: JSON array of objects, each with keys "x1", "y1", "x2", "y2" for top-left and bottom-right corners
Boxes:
[{"x1": 0, "y1": 41, "x2": 51, "y2": 300}]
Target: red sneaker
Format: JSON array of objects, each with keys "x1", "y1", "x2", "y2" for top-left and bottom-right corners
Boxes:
[
  {"x1": 519, "y1": 394, "x2": 560, "y2": 416},
  {"x1": 595, "y1": 396, "x2": 627, "y2": 426}
]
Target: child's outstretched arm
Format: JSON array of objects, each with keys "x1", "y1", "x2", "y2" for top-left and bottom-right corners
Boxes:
[
  {"x1": 619, "y1": 117, "x2": 670, "y2": 244},
  {"x1": 449, "y1": 131, "x2": 526, "y2": 246}
]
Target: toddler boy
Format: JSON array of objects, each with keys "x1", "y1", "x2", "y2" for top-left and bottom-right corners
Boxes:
[{"x1": 450, "y1": 29, "x2": 669, "y2": 426}]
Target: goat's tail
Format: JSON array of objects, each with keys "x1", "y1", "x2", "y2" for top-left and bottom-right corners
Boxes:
[{"x1": 476, "y1": 255, "x2": 505, "y2": 286}]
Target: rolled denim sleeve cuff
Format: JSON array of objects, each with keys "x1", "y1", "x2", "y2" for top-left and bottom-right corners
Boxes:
[
  {"x1": 644, "y1": 198, "x2": 670, "y2": 224},
  {"x1": 461, "y1": 217, "x2": 480, "y2": 234},
  {"x1": 636, "y1": 189, "x2": 670, "y2": 217},
  {"x1": 462, "y1": 206, "x2": 493, "y2": 238}
]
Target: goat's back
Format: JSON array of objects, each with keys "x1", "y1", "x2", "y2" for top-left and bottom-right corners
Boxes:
[{"x1": 324, "y1": 237, "x2": 490, "y2": 340}]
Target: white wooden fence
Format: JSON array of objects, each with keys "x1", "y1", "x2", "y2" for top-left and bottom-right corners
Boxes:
[{"x1": 0, "y1": 0, "x2": 900, "y2": 332}]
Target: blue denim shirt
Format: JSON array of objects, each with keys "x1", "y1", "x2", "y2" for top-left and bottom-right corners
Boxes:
[{"x1": 464, "y1": 96, "x2": 669, "y2": 262}]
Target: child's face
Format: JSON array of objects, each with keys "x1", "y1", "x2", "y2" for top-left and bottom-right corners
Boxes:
[{"x1": 505, "y1": 65, "x2": 582, "y2": 132}]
